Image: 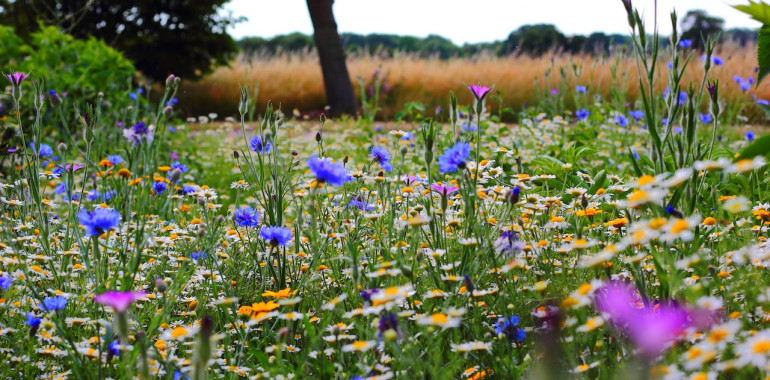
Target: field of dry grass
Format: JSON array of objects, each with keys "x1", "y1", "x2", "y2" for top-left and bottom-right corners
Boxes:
[{"x1": 177, "y1": 44, "x2": 770, "y2": 120}]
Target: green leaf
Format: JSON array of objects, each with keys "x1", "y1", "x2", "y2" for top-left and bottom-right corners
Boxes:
[
  {"x1": 736, "y1": 132, "x2": 770, "y2": 161},
  {"x1": 733, "y1": 1, "x2": 770, "y2": 25},
  {"x1": 758, "y1": 26, "x2": 770, "y2": 86}
]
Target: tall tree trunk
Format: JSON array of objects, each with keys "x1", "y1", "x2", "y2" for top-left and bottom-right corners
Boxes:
[{"x1": 306, "y1": 0, "x2": 357, "y2": 116}]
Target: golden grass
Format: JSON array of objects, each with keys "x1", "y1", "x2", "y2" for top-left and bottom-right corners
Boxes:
[{"x1": 178, "y1": 44, "x2": 770, "y2": 119}]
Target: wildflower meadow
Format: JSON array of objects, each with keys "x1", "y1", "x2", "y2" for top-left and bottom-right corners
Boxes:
[{"x1": 4, "y1": 1, "x2": 770, "y2": 380}]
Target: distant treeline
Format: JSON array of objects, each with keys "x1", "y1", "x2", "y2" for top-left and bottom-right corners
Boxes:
[{"x1": 238, "y1": 24, "x2": 758, "y2": 58}]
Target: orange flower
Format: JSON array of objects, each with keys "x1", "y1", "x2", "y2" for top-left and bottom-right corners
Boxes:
[{"x1": 261, "y1": 287, "x2": 295, "y2": 299}]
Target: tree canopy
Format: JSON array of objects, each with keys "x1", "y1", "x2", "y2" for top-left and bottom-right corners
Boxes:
[{"x1": 0, "y1": 0, "x2": 242, "y2": 82}]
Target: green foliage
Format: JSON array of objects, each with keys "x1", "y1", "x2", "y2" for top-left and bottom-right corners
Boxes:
[
  {"x1": 759, "y1": 26, "x2": 770, "y2": 86},
  {"x1": 0, "y1": 25, "x2": 134, "y2": 106},
  {"x1": 736, "y1": 132, "x2": 770, "y2": 160},
  {"x1": 16, "y1": 25, "x2": 135, "y2": 101},
  {"x1": 0, "y1": 0, "x2": 240, "y2": 82},
  {"x1": 733, "y1": 0, "x2": 770, "y2": 24}
]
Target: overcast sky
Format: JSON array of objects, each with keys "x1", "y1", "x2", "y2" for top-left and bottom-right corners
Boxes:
[{"x1": 224, "y1": 0, "x2": 759, "y2": 44}]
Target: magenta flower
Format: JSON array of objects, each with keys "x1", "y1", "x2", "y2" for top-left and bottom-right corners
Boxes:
[
  {"x1": 6, "y1": 72, "x2": 29, "y2": 87},
  {"x1": 467, "y1": 84, "x2": 491, "y2": 100},
  {"x1": 94, "y1": 290, "x2": 146, "y2": 313},
  {"x1": 61, "y1": 164, "x2": 85, "y2": 173},
  {"x1": 430, "y1": 183, "x2": 459, "y2": 197},
  {"x1": 594, "y1": 281, "x2": 710, "y2": 358}
]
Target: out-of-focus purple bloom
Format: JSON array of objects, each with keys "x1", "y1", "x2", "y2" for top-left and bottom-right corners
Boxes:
[
  {"x1": 40, "y1": 296, "x2": 68, "y2": 312},
  {"x1": 629, "y1": 110, "x2": 645, "y2": 122},
  {"x1": 249, "y1": 135, "x2": 271, "y2": 153},
  {"x1": 94, "y1": 290, "x2": 146, "y2": 313},
  {"x1": 153, "y1": 181, "x2": 167, "y2": 194},
  {"x1": 700, "y1": 113, "x2": 712, "y2": 124},
  {"x1": 678, "y1": 39, "x2": 692, "y2": 48},
  {"x1": 595, "y1": 281, "x2": 711, "y2": 358},
  {"x1": 0, "y1": 275, "x2": 11, "y2": 290},
  {"x1": 78, "y1": 208, "x2": 120, "y2": 236},
  {"x1": 746, "y1": 131, "x2": 755, "y2": 141},
  {"x1": 575, "y1": 85, "x2": 587, "y2": 93},
  {"x1": 123, "y1": 122, "x2": 154, "y2": 147},
  {"x1": 757, "y1": 99, "x2": 770, "y2": 106}
]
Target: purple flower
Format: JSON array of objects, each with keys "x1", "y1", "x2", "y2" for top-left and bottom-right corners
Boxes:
[
  {"x1": 94, "y1": 291, "x2": 146, "y2": 313},
  {"x1": 595, "y1": 282, "x2": 709, "y2": 358},
  {"x1": 629, "y1": 110, "x2": 645, "y2": 122},
  {"x1": 575, "y1": 85, "x2": 587, "y2": 93},
  {"x1": 40, "y1": 296, "x2": 68, "y2": 312},
  {"x1": 6, "y1": 72, "x2": 28, "y2": 87},
  {"x1": 307, "y1": 155, "x2": 350, "y2": 186},
  {"x1": 77, "y1": 208, "x2": 120, "y2": 236},
  {"x1": 699, "y1": 113, "x2": 712, "y2": 124},
  {"x1": 746, "y1": 131, "x2": 755, "y2": 141},
  {"x1": 260, "y1": 226, "x2": 293, "y2": 247},
  {"x1": 429, "y1": 183, "x2": 459, "y2": 197},
  {"x1": 467, "y1": 84, "x2": 491, "y2": 100},
  {"x1": 678, "y1": 39, "x2": 692, "y2": 48},
  {"x1": 437, "y1": 142, "x2": 471, "y2": 173},
  {"x1": 757, "y1": 99, "x2": 770, "y2": 106},
  {"x1": 123, "y1": 122, "x2": 154, "y2": 147}
]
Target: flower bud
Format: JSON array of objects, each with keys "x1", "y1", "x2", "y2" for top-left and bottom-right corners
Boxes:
[
  {"x1": 165, "y1": 74, "x2": 176, "y2": 88},
  {"x1": 315, "y1": 131, "x2": 322, "y2": 142},
  {"x1": 170, "y1": 169, "x2": 182, "y2": 182},
  {"x1": 48, "y1": 90, "x2": 62, "y2": 107},
  {"x1": 57, "y1": 143, "x2": 67, "y2": 153},
  {"x1": 155, "y1": 278, "x2": 168, "y2": 293},
  {"x1": 291, "y1": 150, "x2": 298, "y2": 156},
  {"x1": 233, "y1": 150, "x2": 240, "y2": 159},
  {"x1": 163, "y1": 106, "x2": 173, "y2": 117}
]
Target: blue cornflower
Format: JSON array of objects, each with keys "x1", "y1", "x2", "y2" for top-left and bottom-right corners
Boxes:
[
  {"x1": 182, "y1": 184, "x2": 197, "y2": 195},
  {"x1": 30, "y1": 143, "x2": 53, "y2": 157},
  {"x1": 615, "y1": 114, "x2": 628, "y2": 127},
  {"x1": 437, "y1": 142, "x2": 471, "y2": 173},
  {"x1": 758, "y1": 99, "x2": 770, "y2": 106},
  {"x1": 678, "y1": 91, "x2": 687, "y2": 106},
  {"x1": 461, "y1": 123, "x2": 477, "y2": 132},
  {"x1": 191, "y1": 251, "x2": 208, "y2": 261},
  {"x1": 129, "y1": 92, "x2": 138, "y2": 101},
  {"x1": 495, "y1": 315, "x2": 526, "y2": 342},
  {"x1": 170, "y1": 161, "x2": 188, "y2": 173},
  {"x1": 576, "y1": 108, "x2": 589, "y2": 121},
  {"x1": 234, "y1": 206, "x2": 260, "y2": 227},
  {"x1": 55, "y1": 182, "x2": 67, "y2": 195},
  {"x1": 50, "y1": 167, "x2": 64, "y2": 179},
  {"x1": 249, "y1": 135, "x2": 271, "y2": 153},
  {"x1": 0, "y1": 275, "x2": 11, "y2": 290},
  {"x1": 674, "y1": 126, "x2": 683, "y2": 134},
  {"x1": 260, "y1": 226, "x2": 293, "y2": 247},
  {"x1": 575, "y1": 85, "x2": 587, "y2": 93},
  {"x1": 666, "y1": 61, "x2": 673, "y2": 70},
  {"x1": 662, "y1": 118, "x2": 669, "y2": 126},
  {"x1": 700, "y1": 113, "x2": 713, "y2": 124},
  {"x1": 370, "y1": 146, "x2": 393, "y2": 172},
  {"x1": 746, "y1": 131, "x2": 756, "y2": 141},
  {"x1": 102, "y1": 190, "x2": 115, "y2": 202},
  {"x1": 109, "y1": 340, "x2": 120, "y2": 356},
  {"x1": 401, "y1": 131, "x2": 413, "y2": 141},
  {"x1": 25, "y1": 312, "x2": 41, "y2": 327},
  {"x1": 40, "y1": 296, "x2": 68, "y2": 312},
  {"x1": 377, "y1": 313, "x2": 400, "y2": 340},
  {"x1": 86, "y1": 190, "x2": 101, "y2": 201},
  {"x1": 629, "y1": 110, "x2": 645, "y2": 122},
  {"x1": 349, "y1": 197, "x2": 375, "y2": 211},
  {"x1": 713, "y1": 56, "x2": 724, "y2": 66},
  {"x1": 307, "y1": 155, "x2": 350, "y2": 186},
  {"x1": 740, "y1": 81, "x2": 751, "y2": 91},
  {"x1": 77, "y1": 208, "x2": 120, "y2": 236},
  {"x1": 153, "y1": 181, "x2": 168, "y2": 194},
  {"x1": 108, "y1": 155, "x2": 124, "y2": 165},
  {"x1": 678, "y1": 39, "x2": 692, "y2": 48}
]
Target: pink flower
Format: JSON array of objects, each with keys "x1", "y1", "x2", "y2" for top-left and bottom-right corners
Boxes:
[
  {"x1": 94, "y1": 290, "x2": 146, "y2": 313},
  {"x1": 6, "y1": 72, "x2": 29, "y2": 87},
  {"x1": 430, "y1": 183, "x2": 459, "y2": 197},
  {"x1": 467, "y1": 84, "x2": 491, "y2": 100},
  {"x1": 61, "y1": 164, "x2": 85, "y2": 173},
  {"x1": 595, "y1": 281, "x2": 710, "y2": 358}
]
